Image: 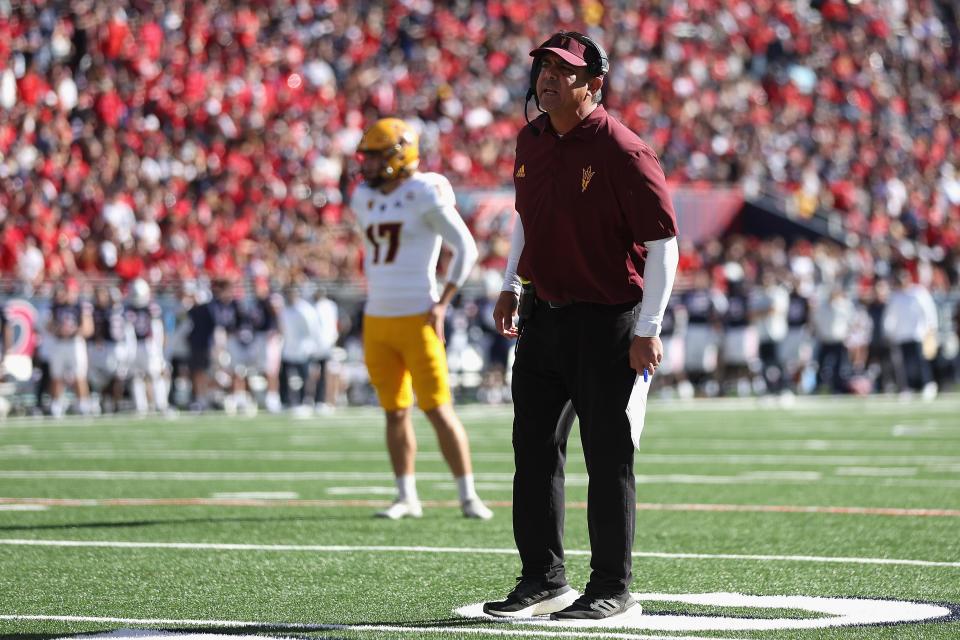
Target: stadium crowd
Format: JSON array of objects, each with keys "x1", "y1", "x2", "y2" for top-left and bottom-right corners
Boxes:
[
  {"x1": 2, "y1": 234, "x2": 956, "y2": 417},
  {"x1": 0, "y1": 1, "x2": 958, "y2": 412},
  {"x1": 1, "y1": 0, "x2": 958, "y2": 286}
]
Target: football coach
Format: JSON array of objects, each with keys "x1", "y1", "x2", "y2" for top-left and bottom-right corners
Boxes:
[{"x1": 484, "y1": 31, "x2": 679, "y2": 621}]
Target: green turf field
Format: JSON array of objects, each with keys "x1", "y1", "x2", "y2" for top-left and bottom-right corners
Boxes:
[{"x1": 1, "y1": 396, "x2": 958, "y2": 640}]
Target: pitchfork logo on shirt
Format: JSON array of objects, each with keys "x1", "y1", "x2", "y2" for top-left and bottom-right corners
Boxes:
[{"x1": 581, "y1": 165, "x2": 595, "y2": 192}]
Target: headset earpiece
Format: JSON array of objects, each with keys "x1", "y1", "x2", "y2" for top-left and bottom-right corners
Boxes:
[{"x1": 557, "y1": 31, "x2": 609, "y2": 78}]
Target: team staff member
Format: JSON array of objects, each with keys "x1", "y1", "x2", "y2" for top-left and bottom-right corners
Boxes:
[
  {"x1": 352, "y1": 117, "x2": 492, "y2": 520},
  {"x1": 484, "y1": 32, "x2": 678, "y2": 620}
]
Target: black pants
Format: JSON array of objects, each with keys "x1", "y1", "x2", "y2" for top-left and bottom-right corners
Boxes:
[
  {"x1": 817, "y1": 341, "x2": 848, "y2": 393},
  {"x1": 759, "y1": 340, "x2": 783, "y2": 393},
  {"x1": 893, "y1": 341, "x2": 932, "y2": 391},
  {"x1": 280, "y1": 361, "x2": 309, "y2": 406},
  {"x1": 511, "y1": 299, "x2": 638, "y2": 596}
]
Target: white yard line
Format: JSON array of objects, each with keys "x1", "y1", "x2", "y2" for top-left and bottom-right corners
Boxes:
[
  {"x1": 834, "y1": 467, "x2": 918, "y2": 477},
  {"x1": 0, "y1": 615, "x2": 737, "y2": 640},
  {"x1": 3, "y1": 448, "x2": 959, "y2": 467},
  {"x1": 0, "y1": 396, "x2": 956, "y2": 430},
  {"x1": 208, "y1": 492, "x2": 299, "y2": 500},
  {"x1": 1, "y1": 538, "x2": 957, "y2": 569},
  {"x1": 4, "y1": 469, "x2": 960, "y2": 488},
  {"x1": 3, "y1": 497, "x2": 959, "y2": 518}
]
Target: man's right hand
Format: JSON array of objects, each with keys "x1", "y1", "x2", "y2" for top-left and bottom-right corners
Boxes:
[{"x1": 493, "y1": 291, "x2": 520, "y2": 338}]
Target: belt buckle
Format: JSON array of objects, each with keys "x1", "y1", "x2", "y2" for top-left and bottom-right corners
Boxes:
[{"x1": 547, "y1": 300, "x2": 571, "y2": 309}]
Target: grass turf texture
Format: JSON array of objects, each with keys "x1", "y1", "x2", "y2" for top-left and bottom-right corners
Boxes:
[{"x1": 0, "y1": 397, "x2": 957, "y2": 640}]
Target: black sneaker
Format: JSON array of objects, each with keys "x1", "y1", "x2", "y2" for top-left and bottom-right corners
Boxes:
[
  {"x1": 483, "y1": 579, "x2": 578, "y2": 618},
  {"x1": 550, "y1": 592, "x2": 639, "y2": 620}
]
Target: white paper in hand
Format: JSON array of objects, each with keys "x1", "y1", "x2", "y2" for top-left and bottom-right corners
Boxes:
[{"x1": 625, "y1": 371, "x2": 651, "y2": 449}]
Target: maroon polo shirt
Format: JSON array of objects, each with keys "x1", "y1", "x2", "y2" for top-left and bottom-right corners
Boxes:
[{"x1": 514, "y1": 105, "x2": 678, "y2": 305}]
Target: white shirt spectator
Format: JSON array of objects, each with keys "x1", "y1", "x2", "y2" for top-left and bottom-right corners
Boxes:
[
  {"x1": 883, "y1": 284, "x2": 938, "y2": 344},
  {"x1": 17, "y1": 239, "x2": 45, "y2": 284},
  {"x1": 281, "y1": 297, "x2": 321, "y2": 364},
  {"x1": 751, "y1": 283, "x2": 789, "y2": 342},
  {"x1": 136, "y1": 214, "x2": 162, "y2": 254},
  {"x1": 0, "y1": 68, "x2": 15, "y2": 110},
  {"x1": 813, "y1": 292, "x2": 855, "y2": 343},
  {"x1": 315, "y1": 295, "x2": 339, "y2": 360},
  {"x1": 103, "y1": 196, "x2": 136, "y2": 246},
  {"x1": 57, "y1": 75, "x2": 78, "y2": 111}
]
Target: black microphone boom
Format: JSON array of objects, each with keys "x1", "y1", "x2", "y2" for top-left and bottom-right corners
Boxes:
[{"x1": 524, "y1": 88, "x2": 540, "y2": 136}]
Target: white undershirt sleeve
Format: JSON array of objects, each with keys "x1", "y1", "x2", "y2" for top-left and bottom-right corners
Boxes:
[
  {"x1": 423, "y1": 204, "x2": 478, "y2": 288},
  {"x1": 501, "y1": 214, "x2": 525, "y2": 295},
  {"x1": 634, "y1": 236, "x2": 679, "y2": 337}
]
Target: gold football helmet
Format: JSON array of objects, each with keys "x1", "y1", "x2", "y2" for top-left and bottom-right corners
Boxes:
[{"x1": 357, "y1": 118, "x2": 419, "y2": 186}]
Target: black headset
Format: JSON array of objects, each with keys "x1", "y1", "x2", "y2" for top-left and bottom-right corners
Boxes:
[{"x1": 525, "y1": 31, "x2": 610, "y2": 128}]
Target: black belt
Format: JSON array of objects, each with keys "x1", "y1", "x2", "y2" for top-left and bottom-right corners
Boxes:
[{"x1": 538, "y1": 297, "x2": 638, "y2": 313}]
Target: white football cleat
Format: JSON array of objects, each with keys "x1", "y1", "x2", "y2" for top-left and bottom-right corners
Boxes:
[
  {"x1": 462, "y1": 497, "x2": 494, "y2": 520},
  {"x1": 376, "y1": 498, "x2": 423, "y2": 520}
]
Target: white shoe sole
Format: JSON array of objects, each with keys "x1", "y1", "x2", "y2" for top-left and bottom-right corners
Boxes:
[
  {"x1": 462, "y1": 500, "x2": 494, "y2": 520},
  {"x1": 375, "y1": 504, "x2": 423, "y2": 519},
  {"x1": 485, "y1": 589, "x2": 579, "y2": 618}
]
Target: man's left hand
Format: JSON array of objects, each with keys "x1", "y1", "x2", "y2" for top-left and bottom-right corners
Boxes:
[
  {"x1": 629, "y1": 336, "x2": 663, "y2": 376},
  {"x1": 426, "y1": 303, "x2": 448, "y2": 343}
]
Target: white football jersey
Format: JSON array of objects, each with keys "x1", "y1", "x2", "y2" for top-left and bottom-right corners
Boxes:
[{"x1": 352, "y1": 172, "x2": 476, "y2": 316}]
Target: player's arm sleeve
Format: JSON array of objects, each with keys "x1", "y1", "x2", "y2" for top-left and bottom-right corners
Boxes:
[
  {"x1": 424, "y1": 203, "x2": 478, "y2": 288},
  {"x1": 500, "y1": 214, "x2": 525, "y2": 295},
  {"x1": 634, "y1": 236, "x2": 679, "y2": 337}
]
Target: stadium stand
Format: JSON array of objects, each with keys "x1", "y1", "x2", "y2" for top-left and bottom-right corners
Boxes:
[{"x1": 0, "y1": 1, "x2": 957, "y2": 413}]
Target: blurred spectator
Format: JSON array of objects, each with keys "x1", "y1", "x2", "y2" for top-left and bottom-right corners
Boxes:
[
  {"x1": 0, "y1": 1, "x2": 958, "y2": 412},
  {"x1": 812, "y1": 287, "x2": 855, "y2": 393},
  {"x1": 0, "y1": 1, "x2": 956, "y2": 291},
  {"x1": 751, "y1": 270, "x2": 789, "y2": 394},
  {"x1": 310, "y1": 286, "x2": 340, "y2": 413},
  {"x1": 883, "y1": 269, "x2": 939, "y2": 397},
  {"x1": 931, "y1": 270, "x2": 959, "y2": 389},
  {"x1": 280, "y1": 284, "x2": 321, "y2": 414},
  {"x1": 863, "y1": 279, "x2": 896, "y2": 393}
]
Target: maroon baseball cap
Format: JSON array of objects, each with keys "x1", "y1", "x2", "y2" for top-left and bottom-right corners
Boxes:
[{"x1": 529, "y1": 32, "x2": 594, "y2": 68}]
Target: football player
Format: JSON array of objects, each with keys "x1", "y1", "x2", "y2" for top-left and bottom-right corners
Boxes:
[
  {"x1": 88, "y1": 285, "x2": 128, "y2": 413},
  {"x1": 210, "y1": 278, "x2": 253, "y2": 416},
  {"x1": 247, "y1": 277, "x2": 283, "y2": 413},
  {"x1": 681, "y1": 270, "x2": 727, "y2": 396},
  {"x1": 352, "y1": 117, "x2": 491, "y2": 520},
  {"x1": 47, "y1": 280, "x2": 94, "y2": 417},
  {"x1": 125, "y1": 279, "x2": 168, "y2": 415}
]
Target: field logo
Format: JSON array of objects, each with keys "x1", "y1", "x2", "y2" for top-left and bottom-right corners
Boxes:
[
  {"x1": 3, "y1": 299, "x2": 37, "y2": 357},
  {"x1": 1, "y1": 299, "x2": 37, "y2": 381},
  {"x1": 456, "y1": 592, "x2": 959, "y2": 631}
]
